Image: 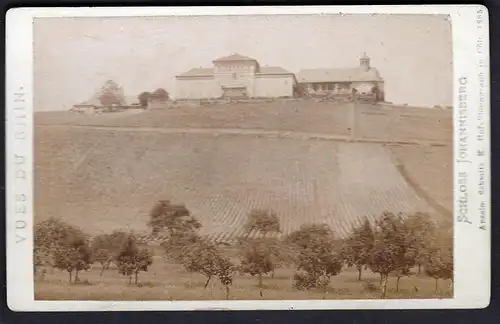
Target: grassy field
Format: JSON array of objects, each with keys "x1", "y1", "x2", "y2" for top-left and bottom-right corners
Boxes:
[
  {"x1": 35, "y1": 101, "x2": 452, "y2": 143},
  {"x1": 35, "y1": 258, "x2": 453, "y2": 300}
]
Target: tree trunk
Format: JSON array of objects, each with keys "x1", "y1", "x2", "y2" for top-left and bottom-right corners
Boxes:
[
  {"x1": 75, "y1": 270, "x2": 80, "y2": 283},
  {"x1": 134, "y1": 271, "x2": 138, "y2": 285},
  {"x1": 128, "y1": 275, "x2": 132, "y2": 285},
  {"x1": 418, "y1": 264, "x2": 422, "y2": 275},
  {"x1": 379, "y1": 273, "x2": 383, "y2": 286},
  {"x1": 100, "y1": 264, "x2": 106, "y2": 277},
  {"x1": 271, "y1": 269, "x2": 275, "y2": 279},
  {"x1": 258, "y1": 274, "x2": 263, "y2": 297},
  {"x1": 435, "y1": 278, "x2": 439, "y2": 293},
  {"x1": 323, "y1": 276, "x2": 329, "y2": 299},
  {"x1": 225, "y1": 285, "x2": 230, "y2": 300},
  {"x1": 396, "y1": 276, "x2": 401, "y2": 292},
  {"x1": 357, "y1": 266, "x2": 362, "y2": 281},
  {"x1": 204, "y1": 276, "x2": 211, "y2": 290},
  {"x1": 380, "y1": 274, "x2": 389, "y2": 299},
  {"x1": 68, "y1": 270, "x2": 73, "y2": 283}
]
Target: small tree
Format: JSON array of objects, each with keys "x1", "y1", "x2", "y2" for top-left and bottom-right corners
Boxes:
[
  {"x1": 340, "y1": 218, "x2": 374, "y2": 281},
  {"x1": 52, "y1": 235, "x2": 92, "y2": 283},
  {"x1": 243, "y1": 208, "x2": 281, "y2": 238},
  {"x1": 116, "y1": 235, "x2": 153, "y2": 285},
  {"x1": 424, "y1": 234, "x2": 453, "y2": 293},
  {"x1": 90, "y1": 231, "x2": 130, "y2": 276},
  {"x1": 217, "y1": 256, "x2": 235, "y2": 300},
  {"x1": 151, "y1": 88, "x2": 169, "y2": 100},
  {"x1": 286, "y1": 224, "x2": 342, "y2": 292},
  {"x1": 405, "y1": 212, "x2": 437, "y2": 274},
  {"x1": 239, "y1": 238, "x2": 275, "y2": 297},
  {"x1": 394, "y1": 265, "x2": 411, "y2": 292},
  {"x1": 34, "y1": 218, "x2": 91, "y2": 282},
  {"x1": 138, "y1": 91, "x2": 152, "y2": 108},
  {"x1": 98, "y1": 80, "x2": 124, "y2": 106},
  {"x1": 181, "y1": 236, "x2": 222, "y2": 289},
  {"x1": 149, "y1": 200, "x2": 201, "y2": 237},
  {"x1": 368, "y1": 212, "x2": 419, "y2": 298},
  {"x1": 240, "y1": 208, "x2": 283, "y2": 278}
]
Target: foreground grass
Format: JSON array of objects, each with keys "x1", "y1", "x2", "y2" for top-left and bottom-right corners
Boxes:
[{"x1": 35, "y1": 259, "x2": 452, "y2": 300}]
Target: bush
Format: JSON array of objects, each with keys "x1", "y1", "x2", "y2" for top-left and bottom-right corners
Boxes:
[{"x1": 363, "y1": 281, "x2": 379, "y2": 293}]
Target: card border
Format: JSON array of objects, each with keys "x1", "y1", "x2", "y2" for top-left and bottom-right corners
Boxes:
[{"x1": 5, "y1": 5, "x2": 491, "y2": 311}]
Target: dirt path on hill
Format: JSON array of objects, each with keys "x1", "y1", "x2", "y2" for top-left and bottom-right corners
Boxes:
[
  {"x1": 37, "y1": 124, "x2": 450, "y2": 147},
  {"x1": 386, "y1": 149, "x2": 452, "y2": 219}
]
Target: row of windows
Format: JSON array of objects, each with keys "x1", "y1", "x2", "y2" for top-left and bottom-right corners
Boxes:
[
  {"x1": 308, "y1": 83, "x2": 351, "y2": 91},
  {"x1": 216, "y1": 65, "x2": 253, "y2": 71}
]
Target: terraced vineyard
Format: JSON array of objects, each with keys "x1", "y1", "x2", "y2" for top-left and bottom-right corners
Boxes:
[{"x1": 35, "y1": 126, "x2": 445, "y2": 241}]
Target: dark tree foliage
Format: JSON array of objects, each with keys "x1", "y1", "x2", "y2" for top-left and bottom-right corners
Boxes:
[
  {"x1": 98, "y1": 80, "x2": 123, "y2": 106},
  {"x1": 286, "y1": 224, "x2": 342, "y2": 291},
  {"x1": 138, "y1": 91, "x2": 152, "y2": 107},
  {"x1": 151, "y1": 88, "x2": 169, "y2": 100},
  {"x1": 149, "y1": 200, "x2": 201, "y2": 236},
  {"x1": 239, "y1": 238, "x2": 275, "y2": 296},
  {"x1": 35, "y1": 218, "x2": 92, "y2": 282},
  {"x1": 243, "y1": 208, "x2": 281, "y2": 237},
  {"x1": 53, "y1": 236, "x2": 92, "y2": 283},
  {"x1": 340, "y1": 218, "x2": 374, "y2": 281},
  {"x1": 217, "y1": 256, "x2": 235, "y2": 300},
  {"x1": 116, "y1": 235, "x2": 153, "y2": 285},
  {"x1": 179, "y1": 235, "x2": 234, "y2": 292},
  {"x1": 368, "y1": 212, "x2": 420, "y2": 298},
  {"x1": 424, "y1": 227, "x2": 453, "y2": 293},
  {"x1": 90, "y1": 231, "x2": 130, "y2": 276},
  {"x1": 404, "y1": 212, "x2": 437, "y2": 274}
]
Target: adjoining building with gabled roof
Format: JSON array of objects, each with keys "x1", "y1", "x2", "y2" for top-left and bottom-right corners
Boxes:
[
  {"x1": 71, "y1": 94, "x2": 102, "y2": 114},
  {"x1": 296, "y1": 53, "x2": 385, "y2": 101},
  {"x1": 72, "y1": 92, "x2": 141, "y2": 114},
  {"x1": 175, "y1": 53, "x2": 297, "y2": 100}
]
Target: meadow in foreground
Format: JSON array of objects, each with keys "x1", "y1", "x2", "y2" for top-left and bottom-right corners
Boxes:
[
  {"x1": 35, "y1": 260, "x2": 452, "y2": 300},
  {"x1": 34, "y1": 202, "x2": 453, "y2": 300}
]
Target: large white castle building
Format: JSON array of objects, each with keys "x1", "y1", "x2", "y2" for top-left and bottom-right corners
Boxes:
[
  {"x1": 175, "y1": 53, "x2": 297, "y2": 100},
  {"x1": 175, "y1": 53, "x2": 385, "y2": 101}
]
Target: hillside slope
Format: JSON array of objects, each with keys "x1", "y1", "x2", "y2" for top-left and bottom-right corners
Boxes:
[{"x1": 35, "y1": 126, "x2": 450, "y2": 240}]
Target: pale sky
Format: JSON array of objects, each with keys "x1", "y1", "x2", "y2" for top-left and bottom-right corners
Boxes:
[{"x1": 34, "y1": 14, "x2": 452, "y2": 111}]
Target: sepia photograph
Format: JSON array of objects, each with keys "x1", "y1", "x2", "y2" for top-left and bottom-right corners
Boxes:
[{"x1": 6, "y1": 5, "x2": 490, "y2": 310}]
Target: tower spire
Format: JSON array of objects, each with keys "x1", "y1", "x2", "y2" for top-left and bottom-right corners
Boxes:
[{"x1": 360, "y1": 52, "x2": 370, "y2": 70}]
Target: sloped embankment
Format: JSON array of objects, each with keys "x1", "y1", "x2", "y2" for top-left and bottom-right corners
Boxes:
[{"x1": 35, "y1": 126, "x2": 449, "y2": 240}]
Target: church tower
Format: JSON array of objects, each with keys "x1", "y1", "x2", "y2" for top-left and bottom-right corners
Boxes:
[{"x1": 360, "y1": 52, "x2": 370, "y2": 71}]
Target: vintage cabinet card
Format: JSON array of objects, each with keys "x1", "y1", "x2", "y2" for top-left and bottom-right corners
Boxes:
[{"x1": 6, "y1": 5, "x2": 490, "y2": 311}]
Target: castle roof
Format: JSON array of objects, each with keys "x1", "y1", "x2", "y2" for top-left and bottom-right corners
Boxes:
[
  {"x1": 257, "y1": 66, "x2": 293, "y2": 75},
  {"x1": 176, "y1": 67, "x2": 214, "y2": 78},
  {"x1": 296, "y1": 67, "x2": 383, "y2": 83},
  {"x1": 176, "y1": 65, "x2": 294, "y2": 78},
  {"x1": 213, "y1": 53, "x2": 257, "y2": 63}
]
